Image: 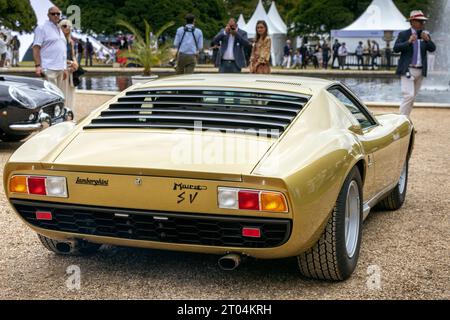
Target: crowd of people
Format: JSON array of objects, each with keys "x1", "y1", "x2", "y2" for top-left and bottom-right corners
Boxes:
[
  {"x1": 174, "y1": 14, "x2": 272, "y2": 75},
  {"x1": 5, "y1": 6, "x2": 436, "y2": 119},
  {"x1": 0, "y1": 32, "x2": 21, "y2": 68},
  {"x1": 280, "y1": 38, "x2": 391, "y2": 70}
]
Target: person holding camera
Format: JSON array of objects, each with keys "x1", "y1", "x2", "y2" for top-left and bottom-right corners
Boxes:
[
  {"x1": 173, "y1": 14, "x2": 203, "y2": 75},
  {"x1": 394, "y1": 10, "x2": 436, "y2": 117},
  {"x1": 213, "y1": 18, "x2": 251, "y2": 73}
]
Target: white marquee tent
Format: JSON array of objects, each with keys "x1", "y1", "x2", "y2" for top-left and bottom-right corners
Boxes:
[
  {"x1": 268, "y1": 1, "x2": 288, "y2": 34},
  {"x1": 237, "y1": 14, "x2": 247, "y2": 30},
  {"x1": 14, "y1": 0, "x2": 112, "y2": 61},
  {"x1": 331, "y1": 0, "x2": 410, "y2": 50},
  {"x1": 241, "y1": 0, "x2": 287, "y2": 66}
]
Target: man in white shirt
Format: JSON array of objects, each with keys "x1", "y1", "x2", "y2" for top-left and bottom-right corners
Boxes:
[
  {"x1": 33, "y1": 6, "x2": 67, "y2": 91},
  {"x1": 213, "y1": 18, "x2": 250, "y2": 73},
  {"x1": 338, "y1": 42, "x2": 348, "y2": 70}
]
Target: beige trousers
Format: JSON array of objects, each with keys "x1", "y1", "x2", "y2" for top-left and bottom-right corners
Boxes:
[
  {"x1": 400, "y1": 68, "x2": 424, "y2": 117},
  {"x1": 43, "y1": 69, "x2": 65, "y2": 93},
  {"x1": 62, "y1": 72, "x2": 76, "y2": 110}
]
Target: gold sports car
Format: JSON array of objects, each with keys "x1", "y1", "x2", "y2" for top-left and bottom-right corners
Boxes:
[{"x1": 4, "y1": 74, "x2": 414, "y2": 281}]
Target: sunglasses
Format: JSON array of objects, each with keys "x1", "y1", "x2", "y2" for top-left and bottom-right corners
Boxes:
[
  {"x1": 61, "y1": 25, "x2": 69, "y2": 29},
  {"x1": 50, "y1": 12, "x2": 61, "y2": 16}
]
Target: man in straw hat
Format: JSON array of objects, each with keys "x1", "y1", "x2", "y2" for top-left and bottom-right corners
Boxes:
[{"x1": 394, "y1": 10, "x2": 436, "y2": 118}]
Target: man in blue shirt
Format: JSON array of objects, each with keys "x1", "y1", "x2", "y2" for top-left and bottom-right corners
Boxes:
[{"x1": 173, "y1": 14, "x2": 203, "y2": 75}]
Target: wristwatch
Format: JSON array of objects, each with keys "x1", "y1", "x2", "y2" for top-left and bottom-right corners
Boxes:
[{"x1": 35, "y1": 64, "x2": 41, "y2": 67}]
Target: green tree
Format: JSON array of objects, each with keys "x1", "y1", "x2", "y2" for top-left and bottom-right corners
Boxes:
[
  {"x1": 0, "y1": 0, "x2": 37, "y2": 32},
  {"x1": 53, "y1": 0, "x2": 437, "y2": 38},
  {"x1": 54, "y1": 0, "x2": 227, "y2": 38}
]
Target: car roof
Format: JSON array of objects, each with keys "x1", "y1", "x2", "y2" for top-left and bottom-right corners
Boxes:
[{"x1": 137, "y1": 73, "x2": 334, "y2": 97}]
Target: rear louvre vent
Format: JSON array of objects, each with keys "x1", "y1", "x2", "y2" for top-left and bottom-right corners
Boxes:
[
  {"x1": 255, "y1": 80, "x2": 303, "y2": 87},
  {"x1": 85, "y1": 89, "x2": 310, "y2": 137}
]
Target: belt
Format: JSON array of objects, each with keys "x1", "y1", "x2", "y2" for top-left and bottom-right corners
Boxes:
[
  {"x1": 409, "y1": 65, "x2": 423, "y2": 69},
  {"x1": 222, "y1": 59, "x2": 235, "y2": 62}
]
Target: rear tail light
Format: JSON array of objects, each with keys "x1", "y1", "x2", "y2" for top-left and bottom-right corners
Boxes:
[
  {"x1": 218, "y1": 187, "x2": 288, "y2": 213},
  {"x1": 238, "y1": 190, "x2": 260, "y2": 210},
  {"x1": 9, "y1": 175, "x2": 68, "y2": 198},
  {"x1": 27, "y1": 177, "x2": 47, "y2": 195}
]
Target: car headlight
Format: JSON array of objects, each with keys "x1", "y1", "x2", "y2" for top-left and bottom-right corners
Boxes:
[
  {"x1": 44, "y1": 81, "x2": 65, "y2": 99},
  {"x1": 8, "y1": 86, "x2": 37, "y2": 109}
]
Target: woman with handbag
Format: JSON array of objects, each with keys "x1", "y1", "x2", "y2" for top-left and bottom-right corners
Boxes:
[
  {"x1": 249, "y1": 20, "x2": 271, "y2": 74},
  {"x1": 59, "y1": 19, "x2": 78, "y2": 112}
]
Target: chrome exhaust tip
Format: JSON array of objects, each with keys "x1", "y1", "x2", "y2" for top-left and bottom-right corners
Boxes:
[
  {"x1": 55, "y1": 240, "x2": 77, "y2": 254},
  {"x1": 218, "y1": 253, "x2": 241, "y2": 271}
]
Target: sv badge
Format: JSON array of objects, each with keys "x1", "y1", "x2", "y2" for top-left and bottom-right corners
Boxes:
[{"x1": 177, "y1": 192, "x2": 199, "y2": 204}]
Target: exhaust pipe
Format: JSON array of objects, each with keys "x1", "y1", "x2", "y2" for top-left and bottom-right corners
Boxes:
[
  {"x1": 55, "y1": 240, "x2": 78, "y2": 255},
  {"x1": 218, "y1": 253, "x2": 241, "y2": 271}
]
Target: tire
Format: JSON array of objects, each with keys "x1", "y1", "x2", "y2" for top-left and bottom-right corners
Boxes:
[
  {"x1": 1, "y1": 133, "x2": 32, "y2": 142},
  {"x1": 376, "y1": 158, "x2": 409, "y2": 211},
  {"x1": 297, "y1": 167, "x2": 363, "y2": 281},
  {"x1": 38, "y1": 234, "x2": 101, "y2": 256}
]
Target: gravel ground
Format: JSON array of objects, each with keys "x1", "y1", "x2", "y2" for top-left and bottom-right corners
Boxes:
[{"x1": 0, "y1": 101, "x2": 448, "y2": 300}]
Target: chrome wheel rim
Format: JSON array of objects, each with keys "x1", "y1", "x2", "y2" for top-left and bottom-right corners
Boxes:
[
  {"x1": 345, "y1": 181, "x2": 360, "y2": 258},
  {"x1": 399, "y1": 162, "x2": 407, "y2": 194}
]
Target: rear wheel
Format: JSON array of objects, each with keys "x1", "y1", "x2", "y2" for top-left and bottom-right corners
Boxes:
[
  {"x1": 297, "y1": 167, "x2": 363, "y2": 281},
  {"x1": 376, "y1": 158, "x2": 409, "y2": 211},
  {"x1": 38, "y1": 234, "x2": 101, "y2": 256},
  {"x1": 1, "y1": 133, "x2": 31, "y2": 142}
]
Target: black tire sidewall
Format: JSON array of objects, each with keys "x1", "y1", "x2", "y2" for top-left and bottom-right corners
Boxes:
[
  {"x1": 397, "y1": 159, "x2": 409, "y2": 203},
  {"x1": 335, "y1": 167, "x2": 363, "y2": 280}
]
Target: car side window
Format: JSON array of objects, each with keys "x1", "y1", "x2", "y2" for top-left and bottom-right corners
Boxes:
[{"x1": 328, "y1": 87, "x2": 374, "y2": 129}]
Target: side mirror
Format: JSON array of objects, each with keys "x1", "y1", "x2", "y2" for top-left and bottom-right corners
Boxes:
[{"x1": 348, "y1": 124, "x2": 363, "y2": 135}]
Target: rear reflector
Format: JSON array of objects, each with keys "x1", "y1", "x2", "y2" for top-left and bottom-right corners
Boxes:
[
  {"x1": 242, "y1": 227, "x2": 261, "y2": 238},
  {"x1": 36, "y1": 211, "x2": 52, "y2": 221}
]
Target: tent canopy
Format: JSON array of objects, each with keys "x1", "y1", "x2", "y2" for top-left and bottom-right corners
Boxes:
[
  {"x1": 237, "y1": 14, "x2": 246, "y2": 30},
  {"x1": 242, "y1": 0, "x2": 284, "y2": 37},
  {"x1": 240, "y1": 0, "x2": 287, "y2": 66},
  {"x1": 268, "y1": 1, "x2": 287, "y2": 34},
  {"x1": 332, "y1": 0, "x2": 409, "y2": 38}
]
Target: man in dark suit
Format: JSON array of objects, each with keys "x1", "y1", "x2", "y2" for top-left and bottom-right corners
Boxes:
[
  {"x1": 213, "y1": 18, "x2": 251, "y2": 73},
  {"x1": 394, "y1": 10, "x2": 436, "y2": 117}
]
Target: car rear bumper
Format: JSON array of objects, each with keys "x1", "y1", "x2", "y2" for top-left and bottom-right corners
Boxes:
[{"x1": 11, "y1": 199, "x2": 293, "y2": 255}]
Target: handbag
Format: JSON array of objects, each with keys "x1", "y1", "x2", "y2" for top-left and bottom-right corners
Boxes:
[{"x1": 72, "y1": 65, "x2": 86, "y2": 87}]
